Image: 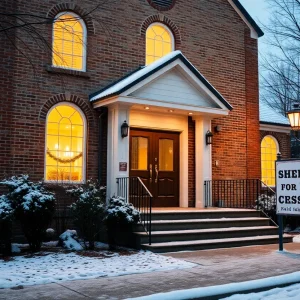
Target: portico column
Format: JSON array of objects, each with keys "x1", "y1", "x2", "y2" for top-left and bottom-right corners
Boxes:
[
  {"x1": 106, "y1": 104, "x2": 130, "y2": 201},
  {"x1": 193, "y1": 116, "x2": 212, "y2": 208}
]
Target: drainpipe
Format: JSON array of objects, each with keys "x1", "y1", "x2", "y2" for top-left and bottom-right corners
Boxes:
[{"x1": 98, "y1": 108, "x2": 107, "y2": 184}]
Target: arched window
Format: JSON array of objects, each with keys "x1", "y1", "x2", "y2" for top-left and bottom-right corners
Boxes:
[
  {"x1": 261, "y1": 136, "x2": 279, "y2": 186},
  {"x1": 52, "y1": 12, "x2": 87, "y2": 71},
  {"x1": 45, "y1": 103, "x2": 86, "y2": 182},
  {"x1": 146, "y1": 23, "x2": 174, "y2": 65}
]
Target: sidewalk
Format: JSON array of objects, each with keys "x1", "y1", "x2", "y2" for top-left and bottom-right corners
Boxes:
[{"x1": 1, "y1": 243, "x2": 300, "y2": 300}]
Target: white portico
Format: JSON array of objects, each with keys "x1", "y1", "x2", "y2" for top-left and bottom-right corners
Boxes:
[{"x1": 90, "y1": 51, "x2": 232, "y2": 208}]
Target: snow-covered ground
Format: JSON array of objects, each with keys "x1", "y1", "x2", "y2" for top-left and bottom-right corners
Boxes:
[
  {"x1": 222, "y1": 283, "x2": 300, "y2": 300},
  {"x1": 126, "y1": 271, "x2": 300, "y2": 300},
  {"x1": 0, "y1": 246, "x2": 195, "y2": 289}
]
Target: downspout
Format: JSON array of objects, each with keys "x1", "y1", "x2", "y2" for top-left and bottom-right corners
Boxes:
[{"x1": 98, "y1": 108, "x2": 107, "y2": 184}]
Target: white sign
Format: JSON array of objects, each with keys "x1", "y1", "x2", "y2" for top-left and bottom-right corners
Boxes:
[{"x1": 276, "y1": 160, "x2": 300, "y2": 215}]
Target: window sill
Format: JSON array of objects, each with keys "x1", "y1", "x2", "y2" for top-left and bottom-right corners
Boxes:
[{"x1": 45, "y1": 65, "x2": 90, "y2": 78}]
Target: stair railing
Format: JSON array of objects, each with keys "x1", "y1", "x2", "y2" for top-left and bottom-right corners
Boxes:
[
  {"x1": 204, "y1": 179, "x2": 277, "y2": 223},
  {"x1": 116, "y1": 177, "x2": 152, "y2": 245}
]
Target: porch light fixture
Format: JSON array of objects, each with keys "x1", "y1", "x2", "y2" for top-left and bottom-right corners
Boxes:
[
  {"x1": 287, "y1": 104, "x2": 300, "y2": 141},
  {"x1": 121, "y1": 121, "x2": 129, "y2": 138},
  {"x1": 206, "y1": 130, "x2": 213, "y2": 145},
  {"x1": 287, "y1": 104, "x2": 300, "y2": 131}
]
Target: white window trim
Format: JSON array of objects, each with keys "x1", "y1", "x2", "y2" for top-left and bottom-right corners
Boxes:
[
  {"x1": 44, "y1": 102, "x2": 87, "y2": 184},
  {"x1": 52, "y1": 11, "x2": 87, "y2": 72},
  {"x1": 261, "y1": 135, "x2": 279, "y2": 187},
  {"x1": 145, "y1": 22, "x2": 175, "y2": 64}
]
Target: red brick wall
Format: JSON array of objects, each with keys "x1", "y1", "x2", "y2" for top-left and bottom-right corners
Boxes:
[
  {"x1": 0, "y1": 0, "x2": 260, "y2": 189},
  {"x1": 245, "y1": 33, "x2": 261, "y2": 179}
]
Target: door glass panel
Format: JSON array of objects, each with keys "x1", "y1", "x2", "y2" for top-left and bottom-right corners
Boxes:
[
  {"x1": 159, "y1": 139, "x2": 173, "y2": 171},
  {"x1": 131, "y1": 137, "x2": 148, "y2": 170}
]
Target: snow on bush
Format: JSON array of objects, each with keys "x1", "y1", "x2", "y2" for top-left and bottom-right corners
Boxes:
[
  {"x1": 105, "y1": 196, "x2": 140, "y2": 226},
  {"x1": 67, "y1": 180, "x2": 106, "y2": 250},
  {"x1": 0, "y1": 195, "x2": 14, "y2": 221},
  {"x1": 0, "y1": 175, "x2": 56, "y2": 252},
  {"x1": 105, "y1": 197, "x2": 140, "y2": 250},
  {"x1": 255, "y1": 193, "x2": 276, "y2": 211},
  {"x1": 58, "y1": 230, "x2": 83, "y2": 251}
]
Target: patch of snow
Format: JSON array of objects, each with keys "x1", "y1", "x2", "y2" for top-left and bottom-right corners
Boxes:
[
  {"x1": 46, "y1": 228, "x2": 55, "y2": 234},
  {"x1": 291, "y1": 226, "x2": 300, "y2": 233},
  {"x1": 11, "y1": 244, "x2": 21, "y2": 253},
  {"x1": 293, "y1": 235, "x2": 300, "y2": 243},
  {"x1": 125, "y1": 271, "x2": 300, "y2": 300},
  {"x1": 42, "y1": 241, "x2": 58, "y2": 247},
  {"x1": 58, "y1": 230, "x2": 83, "y2": 251},
  {"x1": 222, "y1": 283, "x2": 300, "y2": 299},
  {"x1": 0, "y1": 250, "x2": 195, "y2": 289}
]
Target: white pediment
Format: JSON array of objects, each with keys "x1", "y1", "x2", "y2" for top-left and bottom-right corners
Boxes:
[{"x1": 129, "y1": 67, "x2": 220, "y2": 109}]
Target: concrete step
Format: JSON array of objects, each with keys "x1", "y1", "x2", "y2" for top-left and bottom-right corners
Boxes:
[
  {"x1": 148, "y1": 209, "x2": 261, "y2": 221},
  {"x1": 141, "y1": 234, "x2": 294, "y2": 253},
  {"x1": 134, "y1": 226, "x2": 279, "y2": 244},
  {"x1": 136, "y1": 217, "x2": 271, "y2": 232}
]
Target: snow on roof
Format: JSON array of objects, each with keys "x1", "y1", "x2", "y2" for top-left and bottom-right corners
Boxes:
[
  {"x1": 260, "y1": 101, "x2": 290, "y2": 126},
  {"x1": 89, "y1": 51, "x2": 233, "y2": 110},
  {"x1": 90, "y1": 51, "x2": 182, "y2": 102}
]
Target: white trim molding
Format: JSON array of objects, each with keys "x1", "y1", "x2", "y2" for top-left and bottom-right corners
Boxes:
[{"x1": 260, "y1": 123, "x2": 291, "y2": 134}]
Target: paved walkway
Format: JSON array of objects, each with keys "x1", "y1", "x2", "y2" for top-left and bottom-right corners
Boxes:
[{"x1": 1, "y1": 243, "x2": 300, "y2": 300}]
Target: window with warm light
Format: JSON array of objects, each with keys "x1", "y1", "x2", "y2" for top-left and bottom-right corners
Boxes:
[
  {"x1": 261, "y1": 136, "x2": 279, "y2": 186},
  {"x1": 45, "y1": 104, "x2": 85, "y2": 182},
  {"x1": 52, "y1": 12, "x2": 86, "y2": 71},
  {"x1": 146, "y1": 23, "x2": 174, "y2": 65}
]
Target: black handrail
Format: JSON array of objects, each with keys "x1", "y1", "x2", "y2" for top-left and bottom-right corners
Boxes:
[
  {"x1": 116, "y1": 177, "x2": 152, "y2": 245},
  {"x1": 204, "y1": 179, "x2": 277, "y2": 223}
]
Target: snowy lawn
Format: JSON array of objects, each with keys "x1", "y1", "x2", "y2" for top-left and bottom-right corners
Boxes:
[{"x1": 0, "y1": 243, "x2": 196, "y2": 289}]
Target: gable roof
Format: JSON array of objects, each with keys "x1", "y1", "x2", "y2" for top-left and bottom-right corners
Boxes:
[
  {"x1": 89, "y1": 51, "x2": 233, "y2": 111},
  {"x1": 228, "y1": 0, "x2": 264, "y2": 38},
  {"x1": 260, "y1": 101, "x2": 290, "y2": 127}
]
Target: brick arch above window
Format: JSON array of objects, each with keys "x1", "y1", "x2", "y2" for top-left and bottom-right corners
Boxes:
[
  {"x1": 47, "y1": 3, "x2": 95, "y2": 34},
  {"x1": 141, "y1": 15, "x2": 181, "y2": 46},
  {"x1": 39, "y1": 93, "x2": 96, "y2": 125}
]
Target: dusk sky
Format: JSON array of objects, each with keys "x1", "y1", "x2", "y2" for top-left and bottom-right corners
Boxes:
[{"x1": 239, "y1": 0, "x2": 270, "y2": 56}]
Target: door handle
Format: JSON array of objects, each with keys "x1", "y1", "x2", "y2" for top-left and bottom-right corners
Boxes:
[
  {"x1": 149, "y1": 164, "x2": 152, "y2": 183},
  {"x1": 155, "y1": 164, "x2": 158, "y2": 183}
]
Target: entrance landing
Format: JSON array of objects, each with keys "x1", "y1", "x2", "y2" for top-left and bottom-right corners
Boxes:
[{"x1": 152, "y1": 207, "x2": 255, "y2": 212}]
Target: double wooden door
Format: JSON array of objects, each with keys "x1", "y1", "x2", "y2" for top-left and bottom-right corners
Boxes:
[{"x1": 129, "y1": 129, "x2": 179, "y2": 207}]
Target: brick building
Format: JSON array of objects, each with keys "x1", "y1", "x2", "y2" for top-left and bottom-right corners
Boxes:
[{"x1": 0, "y1": 0, "x2": 266, "y2": 208}]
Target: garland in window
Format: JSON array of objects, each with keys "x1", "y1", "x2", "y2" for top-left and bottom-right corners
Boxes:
[{"x1": 47, "y1": 148, "x2": 82, "y2": 164}]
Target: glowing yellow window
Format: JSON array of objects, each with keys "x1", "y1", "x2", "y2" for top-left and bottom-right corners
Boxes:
[
  {"x1": 52, "y1": 12, "x2": 86, "y2": 71},
  {"x1": 146, "y1": 23, "x2": 174, "y2": 65},
  {"x1": 45, "y1": 104, "x2": 85, "y2": 182},
  {"x1": 261, "y1": 136, "x2": 278, "y2": 186}
]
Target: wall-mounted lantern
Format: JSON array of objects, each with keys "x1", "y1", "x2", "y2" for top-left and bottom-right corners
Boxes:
[
  {"x1": 121, "y1": 121, "x2": 129, "y2": 138},
  {"x1": 206, "y1": 130, "x2": 213, "y2": 145}
]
